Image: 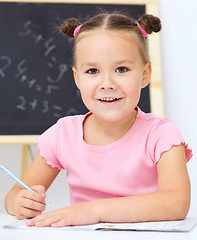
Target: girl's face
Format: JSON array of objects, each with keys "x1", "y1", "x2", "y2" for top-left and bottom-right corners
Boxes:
[{"x1": 73, "y1": 30, "x2": 151, "y2": 124}]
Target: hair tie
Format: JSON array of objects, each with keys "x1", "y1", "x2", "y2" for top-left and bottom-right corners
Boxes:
[
  {"x1": 135, "y1": 22, "x2": 148, "y2": 38},
  {"x1": 73, "y1": 24, "x2": 83, "y2": 38}
]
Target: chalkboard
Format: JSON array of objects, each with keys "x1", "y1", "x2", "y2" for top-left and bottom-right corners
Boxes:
[{"x1": 0, "y1": 2, "x2": 149, "y2": 135}]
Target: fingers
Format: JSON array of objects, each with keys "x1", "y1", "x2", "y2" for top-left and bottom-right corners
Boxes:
[
  {"x1": 26, "y1": 210, "x2": 72, "y2": 228},
  {"x1": 27, "y1": 188, "x2": 45, "y2": 203},
  {"x1": 26, "y1": 202, "x2": 98, "y2": 228},
  {"x1": 18, "y1": 188, "x2": 46, "y2": 207},
  {"x1": 51, "y1": 219, "x2": 70, "y2": 228},
  {"x1": 31, "y1": 185, "x2": 46, "y2": 198},
  {"x1": 20, "y1": 196, "x2": 46, "y2": 212},
  {"x1": 16, "y1": 207, "x2": 43, "y2": 220},
  {"x1": 14, "y1": 187, "x2": 46, "y2": 219},
  {"x1": 26, "y1": 211, "x2": 60, "y2": 227}
]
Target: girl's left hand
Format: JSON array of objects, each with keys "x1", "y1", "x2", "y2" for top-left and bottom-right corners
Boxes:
[{"x1": 26, "y1": 201, "x2": 100, "y2": 228}]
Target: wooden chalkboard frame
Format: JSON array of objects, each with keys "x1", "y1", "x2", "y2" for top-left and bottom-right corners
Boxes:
[{"x1": 0, "y1": 0, "x2": 163, "y2": 175}]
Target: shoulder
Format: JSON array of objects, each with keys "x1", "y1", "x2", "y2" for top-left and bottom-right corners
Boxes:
[
  {"x1": 137, "y1": 107, "x2": 168, "y2": 123},
  {"x1": 57, "y1": 113, "x2": 87, "y2": 125},
  {"x1": 38, "y1": 113, "x2": 87, "y2": 143},
  {"x1": 56, "y1": 114, "x2": 86, "y2": 130},
  {"x1": 136, "y1": 107, "x2": 179, "y2": 135},
  {"x1": 36, "y1": 113, "x2": 88, "y2": 170},
  {"x1": 137, "y1": 108, "x2": 192, "y2": 164}
]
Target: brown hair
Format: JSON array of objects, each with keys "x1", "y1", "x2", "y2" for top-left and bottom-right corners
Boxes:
[{"x1": 59, "y1": 13, "x2": 161, "y2": 64}]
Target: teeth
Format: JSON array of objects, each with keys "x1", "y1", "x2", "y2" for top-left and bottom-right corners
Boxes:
[{"x1": 100, "y1": 98, "x2": 119, "y2": 102}]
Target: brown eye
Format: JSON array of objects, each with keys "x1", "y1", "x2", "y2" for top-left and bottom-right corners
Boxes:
[
  {"x1": 87, "y1": 68, "x2": 99, "y2": 74},
  {"x1": 116, "y1": 67, "x2": 128, "y2": 73}
]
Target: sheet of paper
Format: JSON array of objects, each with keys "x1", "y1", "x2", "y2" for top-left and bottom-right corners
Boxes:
[
  {"x1": 3, "y1": 217, "x2": 197, "y2": 232},
  {"x1": 95, "y1": 218, "x2": 197, "y2": 232},
  {"x1": 3, "y1": 219, "x2": 100, "y2": 231}
]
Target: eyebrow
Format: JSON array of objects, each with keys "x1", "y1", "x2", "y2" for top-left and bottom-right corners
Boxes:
[
  {"x1": 114, "y1": 59, "x2": 135, "y2": 65},
  {"x1": 80, "y1": 62, "x2": 99, "y2": 68}
]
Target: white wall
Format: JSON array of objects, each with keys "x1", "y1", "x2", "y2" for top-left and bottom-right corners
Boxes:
[
  {"x1": 0, "y1": 0, "x2": 196, "y2": 217},
  {"x1": 158, "y1": 0, "x2": 197, "y2": 216}
]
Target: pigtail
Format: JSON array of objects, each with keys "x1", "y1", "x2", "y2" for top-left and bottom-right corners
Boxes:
[
  {"x1": 59, "y1": 18, "x2": 81, "y2": 37},
  {"x1": 137, "y1": 14, "x2": 161, "y2": 35}
]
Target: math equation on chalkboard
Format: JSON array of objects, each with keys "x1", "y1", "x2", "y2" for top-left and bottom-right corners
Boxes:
[
  {"x1": 0, "y1": 2, "x2": 147, "y2": 135},
  {"x1": 0, "y1": 2, "x2": 93, "y2": 134}
]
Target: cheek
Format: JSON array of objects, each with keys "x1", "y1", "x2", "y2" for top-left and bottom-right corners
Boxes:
[
  {"x1": 124, "y1": 79, "x2": 142, "y2": 102},
  {"x1": 77, "y1": 80, "x2": 95, "y2": 104},
  {"x1": 124, "y1": 76, "x2": 141, "y2": 93},
  {"x1": 128, "y1": 88, "x2": 141, "y2": 102},
  {"x1": 79, "y1": 75, "x2": 98, "y2": 93}
]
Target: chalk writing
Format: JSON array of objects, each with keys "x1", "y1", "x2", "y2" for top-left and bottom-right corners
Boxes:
[
  {"x1": 47, "y1": 63, "x2": 68, "y2": 84},
  {"x1": 44, "y1": 37, "x2": 56, "y2": 57},
  {"x1": 0, "y1": 16, "x2": 85, "y2": 122},
  {"x1": 29, "y1": 98, "x2": 38, "y2": 110},
  {"x1": 66, "y1": 108, "x2": 78, "y2": 116},
  {"x1": 0, "y1": 56, "x2": 12, "y2": 78},
  {"x1": 16, "y1": 95, "x2": 65, "y2": 117},
  {"x1": 45, "y1": 85, "x2": 59, "y2": 94},
  {"x1": 0, "y1": 2, "x2": 107, "y2": 134},
  {"x1": 15, "y1": 59, "x2": 28, "y2": 78},
  {"x1": 18, "y1": 20, "x2": 40, "y2": 37},
  {"x1": 42, "y1": 100, "x2": 49, "y2": 113},
  {"x1": 47, "y1": 56, "x2": 57, "y2": 68},
  {"x1": 16, "y1": 96, "x2": 26, "y2": 111},
  {"x1": 0, "y1": 2, "x2": 145, "y2": 134}
]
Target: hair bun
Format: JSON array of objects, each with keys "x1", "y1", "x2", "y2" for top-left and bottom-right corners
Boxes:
[
  {"x1": 59, "y1": 18, "x2": 81, "y2": 37},
  {"x1": 137, "y1": 14, "x2": 161, "y2": 34}
]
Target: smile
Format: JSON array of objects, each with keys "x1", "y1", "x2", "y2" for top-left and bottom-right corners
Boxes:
[{"x1": 99, "y1": 97, "x2": 121, "y2": 102}]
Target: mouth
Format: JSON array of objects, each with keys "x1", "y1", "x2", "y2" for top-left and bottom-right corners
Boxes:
[{"x1": 98, "y1": 97, "x2": 122, "y2": 103}]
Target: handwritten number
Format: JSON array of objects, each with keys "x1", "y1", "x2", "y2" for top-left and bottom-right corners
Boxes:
[
  {"x1": 18, "y1": 20, "x2": 40, "y2": 36},
  {"x1": 42, "y1": 101, "x2": 49, "y2": 113},
  {"x1": 9, "y1": 19, "x2": 79, "y2": 119},
  {"x1": 47, "y1": 56, "x2": 57, "y2": 68},
  {"x1": 15, "y1": 60, "x2": 27, "y2": 78},
  {"x1": 16, "y1": 96, "x2": 26, "y2": 111},
  {"x1": 0, "y1": 56, "x2": 12, "y2": 78},
  {"x1": 44, "y1": 37, "x2": 56, "y2": 57},
  {"x1": 47, "y1": 64, "x2": 67, "y2": 83}
]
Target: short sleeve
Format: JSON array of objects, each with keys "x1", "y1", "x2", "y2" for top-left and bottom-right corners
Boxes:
[
  {"x1": 37, "y1": 121, "x2": 64, "y2": 170},
  {"x1": 149, "y1": 119, "x2": 193, "y2": 164}
]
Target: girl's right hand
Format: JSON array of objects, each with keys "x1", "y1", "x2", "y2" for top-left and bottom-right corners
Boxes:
[{"x1": 14, "y1": 185, "x2": 47, "y2": 220}]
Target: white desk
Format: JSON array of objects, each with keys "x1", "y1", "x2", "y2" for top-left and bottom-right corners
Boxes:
[{"x1": 0, "y1": 213, "x2": 197, "y2": 240}]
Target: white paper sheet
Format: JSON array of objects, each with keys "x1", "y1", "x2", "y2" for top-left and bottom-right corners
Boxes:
[{"x1": 3, "y1": 217, "x2": 197, "y2": 232}]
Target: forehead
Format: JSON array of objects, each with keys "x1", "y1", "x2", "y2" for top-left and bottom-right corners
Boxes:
[{"x1": 74, "y1": 30, "x2": 142, "y2": 65}]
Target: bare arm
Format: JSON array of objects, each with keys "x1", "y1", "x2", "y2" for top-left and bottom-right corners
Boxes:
[
  {"x1": 27, "y1": 144, "x2": 191, "y2": 227},
  {"x1": 5, "y1": 152, "x2": 60, "y2": 219},
  {"x1": 97, "y1": 144, "x2": 191, "y2": 223}
]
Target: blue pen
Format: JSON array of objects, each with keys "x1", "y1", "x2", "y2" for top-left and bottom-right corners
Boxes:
[{"x1": 0, "y1": 164, "x2": 49, "y2": 207}]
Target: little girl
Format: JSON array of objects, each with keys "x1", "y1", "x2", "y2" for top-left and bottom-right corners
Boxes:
[{"x1": 5, "y1": 12, "x2": 193, "y2": 228}]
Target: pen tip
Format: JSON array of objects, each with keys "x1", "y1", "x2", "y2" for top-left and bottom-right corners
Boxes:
[{"x1": 46, "y1": 203, "x2": 50, "y2": 208}]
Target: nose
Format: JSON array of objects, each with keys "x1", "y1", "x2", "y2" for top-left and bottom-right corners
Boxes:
[{"x1": 100, "y1": 73, "x2": 115, "y2": 90}]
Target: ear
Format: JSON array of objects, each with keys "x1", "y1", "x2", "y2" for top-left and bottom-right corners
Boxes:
[
  {"x1": 141, "y1": 62, "x2": 152, "y2": 89},
  {"x1": 72, "y1": 66, "x2": 80, "y2": 89}
]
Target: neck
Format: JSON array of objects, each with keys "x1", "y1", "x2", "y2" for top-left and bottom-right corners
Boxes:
[{"x1": 83, "y1": 109, "x2": 137, "y2": 146}]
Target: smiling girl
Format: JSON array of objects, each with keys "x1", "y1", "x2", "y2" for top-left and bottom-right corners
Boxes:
[{"x1": 5, "y1": 12, "x2": 192, "y2": 228}]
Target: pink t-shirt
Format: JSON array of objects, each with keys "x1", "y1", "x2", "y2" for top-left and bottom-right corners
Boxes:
[{"x1": 37, "y1": 107, "x2": 192, "y2": 205}]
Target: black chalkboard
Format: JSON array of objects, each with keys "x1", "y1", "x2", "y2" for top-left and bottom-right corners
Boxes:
[{"x1": 0, "y1": 2, "x2": 149, "y2": 135}]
